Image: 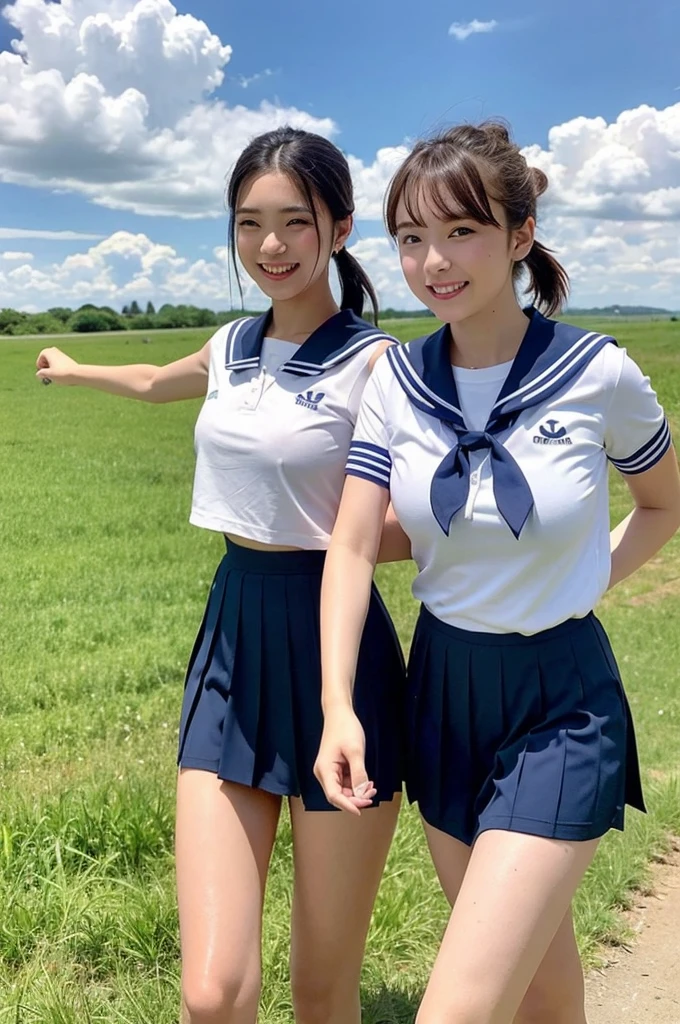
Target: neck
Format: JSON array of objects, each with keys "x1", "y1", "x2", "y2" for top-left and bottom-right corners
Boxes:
[
  {"x1": 447, "y1": 287, "x2": 530, "y2": 368},
  {"x1": 268, "y1": 277, "x2": 340, "y2": 344}
]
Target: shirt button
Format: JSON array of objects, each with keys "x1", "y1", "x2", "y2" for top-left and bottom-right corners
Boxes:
[{"x1": 470, "y1": 472, "x2": 479, "y2": 485}]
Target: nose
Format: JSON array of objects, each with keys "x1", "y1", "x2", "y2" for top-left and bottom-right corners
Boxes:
[
  {"x1": 423, "y1": 244, "x2": 451, "y2": 276},
  {"x1": 260, "y1": 232, "x2": 286, "y2": 256}
]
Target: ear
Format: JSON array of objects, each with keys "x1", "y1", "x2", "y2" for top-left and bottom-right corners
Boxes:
[
  {"x1": 512, "y1": 216, "x2": 535, "y2": 262},
  {"x1": 333, "y1": 215, "x2": 353, "y2": 252}
]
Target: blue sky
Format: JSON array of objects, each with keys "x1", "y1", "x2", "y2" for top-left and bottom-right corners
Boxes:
[{"x1": 0, "y1": 0, "x2": 678, "y2": 313}]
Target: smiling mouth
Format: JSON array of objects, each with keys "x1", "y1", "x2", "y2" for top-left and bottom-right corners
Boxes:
[
  {"x1": 259, "y1": 262, "x2": 299, "y2": 278},
  {"x1": 427, "y1": 281, "x2": 468, "y2": 298}
]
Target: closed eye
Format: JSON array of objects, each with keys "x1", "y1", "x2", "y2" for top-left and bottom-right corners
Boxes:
[
  {"x1": 287, "y1": 218, "x2": 311, "y2": 226},
  {"x1": 238, "y1": 218, "x2": 259, "y2": 227}
]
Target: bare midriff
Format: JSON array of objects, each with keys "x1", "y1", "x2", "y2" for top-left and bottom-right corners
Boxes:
[{"x1": 224, "y1": 532, "x2": 303, "y2": 552}]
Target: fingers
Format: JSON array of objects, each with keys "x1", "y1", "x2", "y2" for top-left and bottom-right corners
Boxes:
[
  {"x1": 314, "y1": 754, "x2": 376, "y2": 815},
  {"x1": 36, "y1": 349, "x2": 54, "y2": 370},
  {"x1": 347, "y1": 749, "x2": 374, "y2": 803},
  {"x1": 314, "y1": 759, "x2": 361, "y2": 815}
]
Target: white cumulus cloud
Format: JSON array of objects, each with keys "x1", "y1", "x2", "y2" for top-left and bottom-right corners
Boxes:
[
  {"x1": 449, "y1": 19, "x2": 498, "y2": 41},
  {"x1": 522, "y1": 103, "x2": 680, "y2": 221},
  {"x1": 349, "y1": 146, "x2": 410, "y2": 219},
  {"x1": 0, "y1": 0, "x2": 337, "y2": 218}
]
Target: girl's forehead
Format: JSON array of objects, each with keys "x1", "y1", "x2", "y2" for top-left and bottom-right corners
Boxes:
[
  {"x1": 395, "y1": 184, "x2": 467, "y2": 225},
  {"x1": 238, "y1": 170, "x2": 308, "y2": 207}
]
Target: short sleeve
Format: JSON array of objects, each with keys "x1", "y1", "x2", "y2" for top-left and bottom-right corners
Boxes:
[
  {"x1": 605, "y1": 350, "x2": 672, "y2": 474},
  {"x1": 345, "y1": 362, "x2": 392, "y2": 489}
]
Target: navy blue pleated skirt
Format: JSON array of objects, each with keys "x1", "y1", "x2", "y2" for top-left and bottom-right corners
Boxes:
[
  {"x1": 178, "y1": 541, "x2": 405, "y2": 810},
  {"x1": 406, "y1": 607, "x2": 645, "y2": 845}
]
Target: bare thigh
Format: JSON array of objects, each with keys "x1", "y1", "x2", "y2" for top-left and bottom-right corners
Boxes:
[
  {"x1": 176, "y1": 770, "x2": 281, "y2": 1022},
  {"x1": 418, "y1": 828, "x2": 599, "y2": 1024},
  {"x1": 423, "y1": 819, "x2": 586, "y2": 1023},
  {"x1": 288, "y1": 795, "x2": 401, "y2": 1024}
]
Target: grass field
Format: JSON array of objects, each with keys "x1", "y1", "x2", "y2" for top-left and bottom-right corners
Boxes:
[{"x1": 1, "y1": 317, "x2": 679, "y2": 1022}]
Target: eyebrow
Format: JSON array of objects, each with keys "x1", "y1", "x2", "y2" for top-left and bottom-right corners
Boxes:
[
  {"x1": 236, "y1": 205, "x2": 312, "y2": 215},
  {"x1": 397, "y1": 213, "x2": 469, "y2": 231}
]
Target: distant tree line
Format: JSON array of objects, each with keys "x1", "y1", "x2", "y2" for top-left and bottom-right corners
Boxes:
[
  {"x1": 0, "y1": 302, "x2": 264, "y2": 336},
  {"x1": 0, "y1": 302, "x2": 437, "y2": 336}
]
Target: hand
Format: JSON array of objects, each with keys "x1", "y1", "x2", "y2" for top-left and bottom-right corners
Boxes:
[
  {"x1": 35, "y1": 347, "x2": 79, "y2": 386},
  {"x1": 314, "y1": 706, "x2": 376, "y2": 815}
]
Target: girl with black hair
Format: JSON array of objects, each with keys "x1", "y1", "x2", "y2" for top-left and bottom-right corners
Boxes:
[{"x1": 36, "y1": 127, "x2": 407, "y2": 1024}]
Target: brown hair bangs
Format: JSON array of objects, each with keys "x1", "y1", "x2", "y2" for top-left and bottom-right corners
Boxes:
[{"x1": 385, "y1": 144, "x2": 500, "y2": 236}]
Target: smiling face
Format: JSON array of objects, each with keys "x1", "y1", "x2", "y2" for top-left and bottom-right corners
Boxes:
[
  {"x1": 235, "y1": 170, "x2": 350, "y2": 302},
  {"x1": 394, "y1": 185, "x2": 534, "y2": 325}
]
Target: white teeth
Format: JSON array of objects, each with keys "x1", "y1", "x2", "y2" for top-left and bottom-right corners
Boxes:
[
  {"x1": 431, "y1": 282, "x2": 466, "y2": 295},
  {"x1": 261, "y1": 263, "x2": 296, "y2": 275}
]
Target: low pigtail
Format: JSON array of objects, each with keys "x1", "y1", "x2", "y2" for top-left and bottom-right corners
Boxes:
[
  {"x1": 333, "y1": 248, "x2": 379, "y2": 325},
  {"x1": 522, "y1": 240, "x2": 570, "y2": 317}
]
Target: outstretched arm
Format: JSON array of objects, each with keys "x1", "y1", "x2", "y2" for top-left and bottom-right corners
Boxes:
[{"x1": 35, "y1": 341, "x2": 210, "y2": 403}]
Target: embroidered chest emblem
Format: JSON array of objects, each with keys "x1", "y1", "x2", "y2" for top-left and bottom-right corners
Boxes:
[
  {"x1": 207, "y1": 389, "x2": 219, "y2": 400},
  {"x1": 295, "y1": 390, "x2": 326, "y2": 411},
  {"x1": 533, "y1": 419, "x2": 572, "y2": 446}
]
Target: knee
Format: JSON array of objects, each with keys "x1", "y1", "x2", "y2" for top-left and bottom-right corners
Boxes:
[
  {"x1": 416, "y1": 988, "x2": 505, "y2": 1024},
  {"x1": 182, "y1": 970, "x2": 260, "y2": 1023},
  {"x1": 290, "y1": 965, "x2": 359, "y2": 1024}
]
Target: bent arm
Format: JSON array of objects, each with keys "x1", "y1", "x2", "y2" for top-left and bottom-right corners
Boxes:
[
  {"x1": 609, "y1": 446, "x2": 680, "y2": 589},
  {"x1": 35, "y1": 342, "x2": 210, "y2": 403}
]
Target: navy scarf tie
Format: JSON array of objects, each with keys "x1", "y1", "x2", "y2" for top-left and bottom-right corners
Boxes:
[
  {"x1": 431, "y1": 429, "x2": 534, "y2": 539},
  {"x1": 386, "y1": 308, "x2": 616, "y2": 540}
]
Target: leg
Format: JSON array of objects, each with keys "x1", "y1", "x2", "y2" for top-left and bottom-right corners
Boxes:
[
  {"x1": 418, "y1": 829, "x2": 599, "y2": 1024},
  {"x1": 425, "y1": 820, "x2": 586, "y2": 1023},
  {"x1": 514, "y1": 909, "x2": 586, "y2": 1024},
  {"x1": 422, "y1": 819, "x2": 471, "y2": 905},
  {"x1": 176, "y1": 769, "x2": 281, "y2": 1024},
  {"x1": 288, "y1": 795, "x2": 401, "y2": 1024}
]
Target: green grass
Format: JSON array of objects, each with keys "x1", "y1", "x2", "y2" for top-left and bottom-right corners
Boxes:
[{"x1": 1, "y1": 318, "x2": 679, "y2": 1021}]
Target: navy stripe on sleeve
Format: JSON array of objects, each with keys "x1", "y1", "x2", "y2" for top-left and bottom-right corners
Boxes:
[
  {"x1": 345, "y1": 441, "x2": 391, "y2": 489},
  {"x1": 608, "y1": 418, "x2": 672, "y2": 474}
]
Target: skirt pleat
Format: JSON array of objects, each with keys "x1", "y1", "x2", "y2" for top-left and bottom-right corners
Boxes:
[
  {"x1": 178, "y1": 541, "x2": 405, "y2": 810},
  {"x1": 405, "y1": 606, "x2": 644, "y2": 845}
]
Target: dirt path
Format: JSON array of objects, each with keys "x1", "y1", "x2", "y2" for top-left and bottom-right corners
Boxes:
[{"x1": 585, "y1": 840, "x2": 680, "y2": 1024}]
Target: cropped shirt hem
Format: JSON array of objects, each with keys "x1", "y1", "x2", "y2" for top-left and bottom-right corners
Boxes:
[{"x1": 189, "y1": 511, "x2": 330, "y2": 550}]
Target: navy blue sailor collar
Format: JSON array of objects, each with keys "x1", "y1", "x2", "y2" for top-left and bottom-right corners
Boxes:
[
  {"x1": 386, "y1": 307, "x2": 617, "y2": 538},
  {"x1": 224, "y1": 308, "x2": 389, "y2": 378}
]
